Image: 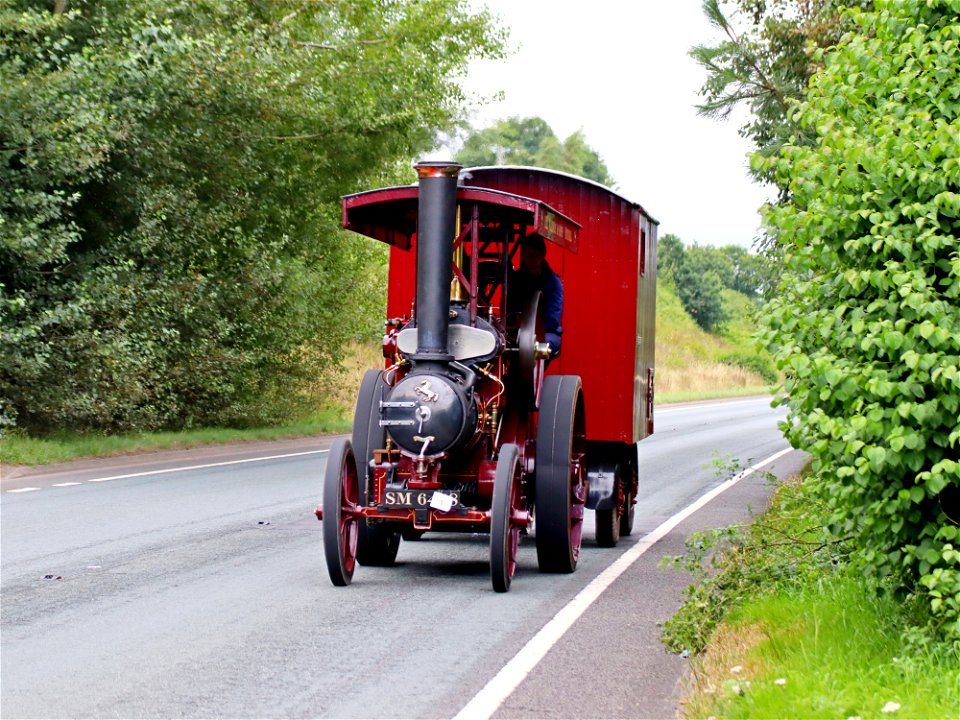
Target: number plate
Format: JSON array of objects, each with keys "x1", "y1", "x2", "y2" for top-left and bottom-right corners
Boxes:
[{"x1": 383, "y1": 489, "x2": 460, "y2": 509}]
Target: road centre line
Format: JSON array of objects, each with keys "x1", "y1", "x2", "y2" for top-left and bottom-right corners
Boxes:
[
  {"x1": 82, "y1": 449, "x2": 330, "y2": 483},
  {"x1": 452, "y1": 445, "x2": 795, "y2": 720},
  {"x1": 4, "y1": 449, "x2": 330, "y2": 493},
  {"x1": 8, "y1": 403, "x2": 769, "y2": 492}
]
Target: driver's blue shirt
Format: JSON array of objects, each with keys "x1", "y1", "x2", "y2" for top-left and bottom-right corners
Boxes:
[{"x1": 510, "y1": 261, "x2": 563, "y2": 355}]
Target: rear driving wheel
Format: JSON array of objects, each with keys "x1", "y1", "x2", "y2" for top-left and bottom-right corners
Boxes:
[
  {"x1": 517, "y1": 291, "x2": 546, "y2": 410},
  {"x1": 535, "y1": 375, "x2": 586, "y2": 573},
  {"x1": 353, "y1": 370, "x2": 401, "y2": 566},
  {"x1": 491, "y1": 443, "x2": 522, "y2": 592},
  {"x1": 322, "y1": 438, "x2": 360, "y2": 586}
]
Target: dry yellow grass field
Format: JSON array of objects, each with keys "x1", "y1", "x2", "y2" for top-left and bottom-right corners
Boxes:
[
  {"x1": 655, "y1": 281, "x2": 770, "y2": 400},
  {"x1": 326, "y1": 280, "x2": 770, "y2": 416}
]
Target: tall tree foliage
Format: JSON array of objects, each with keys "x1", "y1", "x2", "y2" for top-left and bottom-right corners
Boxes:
[
  {"x1": 658, "y1": 234, "x2": 771, "y2": 332},
  {"x1": 690, "y1": 0, "x2": 872, "y2": 186},
  {"x1": 757, "y1": 0, "x2": 960, "y2": 638},
  {"x1": 0, "y1": 0, "x2": 505, "y2": 431},
  {"x1": 455, "y1": 116, "x2": 615, "y2": 186}
]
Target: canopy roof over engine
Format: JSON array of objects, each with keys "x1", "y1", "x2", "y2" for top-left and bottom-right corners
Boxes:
[{"x1": 342, "y1": 185, "x2": 580, "y2": 254}]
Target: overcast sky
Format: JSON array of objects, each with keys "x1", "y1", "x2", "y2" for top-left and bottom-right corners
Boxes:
[{"x1": 444, "y1": 0, "x2": 774, "y2": 249}]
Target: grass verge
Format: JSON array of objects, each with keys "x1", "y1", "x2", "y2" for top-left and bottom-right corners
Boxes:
[
  {"x1": 0, "y1": 409, "x2": 351, "y2": 467},
  {"x1": 0, "y1": 386, "x2": 772, "y2": 466},
  {"x1": 656, "y1": 386, "x2": 773, "y2": 405},
  {"x1": 685, "y1": 577, "x2": 960, "y2": 719},
  {"x1": 655, "y1": 281, "x2": 775, "y2": 395},
  {"x1": 0, "y1": 340, "x2": 385, "y2": 467},
  {"x1": 661, "y1": 471, "x2": 960, "y2": 719}
]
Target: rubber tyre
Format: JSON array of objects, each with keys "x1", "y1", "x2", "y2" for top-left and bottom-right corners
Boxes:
[
  {"x1": 620, "y1": 464, "x2": 637, "y2": 536},
  {"x1": 322, "y1": 438, "x2": 360, "y2": 586},
  {"x1": 620, "y1": 489, "x2": 636, "y2": 537},
  {"x1": 596, "y1": 463, "x2": 626, "y2": 548},
  {"x1": 535, "y1": 375, "x2": 586, "y2": 573},
  {"x1": 352, "y1": 369, "x2": 401, "y2": 566},
  {"x1": 595, "y1": 506, "x2": 619, "y2": 548},
  {"x1": 491, "y1": 444, "x2": 521, "y2": 593},
  {"x1": 595, "y1": 487, "x2": 621, "y2": 549}
]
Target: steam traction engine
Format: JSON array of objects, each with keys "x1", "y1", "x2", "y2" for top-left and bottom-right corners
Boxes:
[{"x1": 317, "y1": 162, "x2": 658, "y2": 592}]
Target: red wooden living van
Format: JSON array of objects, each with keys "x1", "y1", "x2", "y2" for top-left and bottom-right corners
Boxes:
[
  {"x1": 319, "y1": 163, "x2": 657, "y2": 592},
  {"x1": 461, "y1": 167, "x2": 658, "y2": 443}
]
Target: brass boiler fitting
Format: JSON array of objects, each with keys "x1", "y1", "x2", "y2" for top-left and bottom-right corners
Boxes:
[
  {"x1": 477, "y1": 362, "x2": 503, "y2": 443},
  {"x1": 450, "y1": 206, "x2": 466, "y2": 302},
  {"x1": 534, "y1": 341, "x2": 553, "y2": 360},
  {"x1": 487, "y1": 404, "x2": 499, "y2": 436}
]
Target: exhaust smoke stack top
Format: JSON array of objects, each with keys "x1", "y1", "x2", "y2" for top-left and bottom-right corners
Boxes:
[{"x1": 412, "y1": 161, "x2": 461, "y2": 359}]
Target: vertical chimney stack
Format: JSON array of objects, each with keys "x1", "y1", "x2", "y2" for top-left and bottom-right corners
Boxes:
[{"x1": 413, "y1": 161, "x2": 461, "y2": 359}]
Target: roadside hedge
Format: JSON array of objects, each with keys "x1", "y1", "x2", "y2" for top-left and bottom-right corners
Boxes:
[
  {"x1": 756, "y1": 0, "x2": 960, "y2": 638},
  {"x1": 0, "y1": 0, "x2": 504, "y2": 432}
]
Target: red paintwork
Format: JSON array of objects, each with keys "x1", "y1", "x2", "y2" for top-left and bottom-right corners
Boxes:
[
  {"x1": 334, "y1": 166, "x2": 657, "y2": 552},
  {"x1": 343, "y1": 167, "x2": 658, "y2": 445},
  {"x1": 461, "y1": 167, "x2": 658, "y2": 442},
  {"x1": 343, "y1": 185, "x2": 580, "y2": 253}
]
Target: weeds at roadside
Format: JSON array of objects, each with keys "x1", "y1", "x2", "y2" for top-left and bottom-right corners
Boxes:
[
  {"x1": 681, "y1": 575, "x2": 960, "y2": 719},
  {"x1": 661, "y1": 463, "x2": 960, "y2": 719},
  {"x1": 659, "y1": 466, "x2": 853, "y2": 655}
]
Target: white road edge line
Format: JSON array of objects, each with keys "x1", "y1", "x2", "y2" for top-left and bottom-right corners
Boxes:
[
  {"x1": 656, "y1": 397, "x2": 773, "y2": 414},
  {"x1": 451, "y1": 445, "x2": 795, "y2": 720},
  {"x1": 82, "y1": 449, "x2": 330, "y2": 483}
]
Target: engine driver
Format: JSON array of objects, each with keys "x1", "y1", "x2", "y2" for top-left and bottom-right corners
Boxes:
[{"x1": 509, "y1": 234, "x2": 563, "y2": 357}]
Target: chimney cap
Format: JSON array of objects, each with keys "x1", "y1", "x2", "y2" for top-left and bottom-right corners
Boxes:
[{"x1": 414, "y1": 161, "x2": 462, "y2": 179}]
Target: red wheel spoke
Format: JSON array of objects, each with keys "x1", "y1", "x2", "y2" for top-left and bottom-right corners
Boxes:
[
  {"x1": 507, "y1": 526, "x2": 519, "y2": 577},
  {"x1": 491, "y1": 443, "x2": 521, "y2": 592},
  {"x1": 323, "y1": 438, "x2": 361, "y2": 586}
]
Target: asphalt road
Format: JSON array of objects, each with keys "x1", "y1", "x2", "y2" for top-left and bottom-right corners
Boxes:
[{"x1": 1, "y1": 396, "x2": 798, "y2": 719}]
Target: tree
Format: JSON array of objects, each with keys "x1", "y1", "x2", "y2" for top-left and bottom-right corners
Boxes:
[
  {"x1": 674, "y1": 249, "x2": 729, "y2": 333},
  {"x1": 657, "y1": 233, "x2": 686, "y2": 282},
  {"x1": 455, "y1": 116, "x2": 614, "y2": 186},
  {"x1": 689, "y1": 0, "x2": 866, "y2": 292},
  {"x1": 719, "y1": 245, "x2": 775, "y2": 296},
  {"x1": 690, "y1": 0, "x2": 872, "y2": 187},
  {"x1": 757, "y1": 0, "x2": 960, "y2": 638},
  {"x1": 0, "y1": 0, "x2": 506, "y2": 431},
  {"x1": 658, "y1": 235, "x2": 748, "y2": 332}
]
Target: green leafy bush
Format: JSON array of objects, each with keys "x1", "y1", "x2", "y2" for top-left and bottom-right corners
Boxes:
[
  {"x1": 756, "y1": 0, "x2": 960, "y2": 638},
  {"x1": 0, "y1": 1, "x2": 505, "y2": 432},
  {"x1": 661, "y1": 471, "x2": 852, "y2": 654},
  {"x1": 720, "y1": 352, "x2": 778, "y2": 385}
]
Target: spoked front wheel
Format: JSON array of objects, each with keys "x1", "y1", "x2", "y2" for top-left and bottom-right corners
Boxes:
[
  {"x1": 322, "y1": 438, "x2": 361, "y2": 586},
  {"x1": 491, "y1": 443, "x2": 522, "y2": 593},
  {"x1": 352, "y1": 369, "x2": 401, "y2": 566},
  {"x1": 535, "y1": 375, "x2": 587, "y2": 573}
]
